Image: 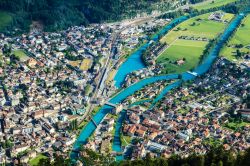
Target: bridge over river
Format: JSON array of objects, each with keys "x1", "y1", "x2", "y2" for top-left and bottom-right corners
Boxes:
[{"x1": 70, "y1": 11, "x2": 247, "y2": 162}]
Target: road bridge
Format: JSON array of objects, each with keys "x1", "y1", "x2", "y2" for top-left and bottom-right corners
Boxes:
[
  {"x1": 105, "y1": 102, "x2": 117, "y2": 108},
  {"x1": 90, "y1": 118, "x2": 98, "y2": 127},
  {"x1": 187, "y1": 71, "x2": 198, "y2": 77}
]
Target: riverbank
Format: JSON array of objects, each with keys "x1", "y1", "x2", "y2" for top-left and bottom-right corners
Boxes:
[{"x1": 70, "y1": 11, "x2": 246, "y2": 162}]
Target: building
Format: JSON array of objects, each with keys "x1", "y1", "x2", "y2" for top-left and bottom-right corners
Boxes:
[
  {"x1": 239, "y1": 109, "x2": 250, "y2": 121},
  {"x1": 112, "y1": 104, "x2": 123, "y2": 115},
  {"x1": 27, "y1": 58, "x2": 37, "y2": 68}
]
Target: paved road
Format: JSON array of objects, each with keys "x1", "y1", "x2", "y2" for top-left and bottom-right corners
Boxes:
[
  {"x1": 82, "y1": 16, "x2": 160, "y2": 122},
  {"x1": 78, "y1": 0, "x2": 216, "y2": 124}
]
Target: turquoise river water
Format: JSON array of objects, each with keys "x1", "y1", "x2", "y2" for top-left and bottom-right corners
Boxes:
[{"x1": 71, "y1": 12, "x2": 246, "y2": 161}]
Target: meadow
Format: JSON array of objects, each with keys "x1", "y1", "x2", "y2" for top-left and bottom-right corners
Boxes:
[
  {"x1": 220, "y1": 14, "x2": 250, "y2": 61},
  {"x1": 157, "y1": 40, "x2": 206, "y2": 73},
  {"x1": 160, "y1": 12, "x2": 234, "y2": 44},
  {"x1": 157, "y1": 12, "x2": 234, "y2": 74},
  {"x1": 193, "y1": 0, "x2": 238, "y2": 11}
]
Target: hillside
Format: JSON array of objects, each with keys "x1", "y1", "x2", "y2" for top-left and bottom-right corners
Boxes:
[{"x1": 0, "y1": 0, "x2": 183, "y2": 32}]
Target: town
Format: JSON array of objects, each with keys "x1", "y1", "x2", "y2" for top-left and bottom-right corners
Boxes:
[
  {"x1": 84, "y1": 57, "x2": 249, "y2": 160},
  {"x1": 0, "y1": 0, "x2": 249, "y2": 165},
  {"x1": 0, "y1": 16, "x2": 170, "y2": 165}
]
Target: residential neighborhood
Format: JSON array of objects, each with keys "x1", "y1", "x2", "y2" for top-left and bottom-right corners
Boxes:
[
  {"x1": 120, "y1": 58, "x2": 250, "y2": 160},
  {"x1": 0, "y1": 0, "x2": 249, "y2": 165},
  {"x1": 0, "y1": 17, "x2": 170, "y2": 165}
]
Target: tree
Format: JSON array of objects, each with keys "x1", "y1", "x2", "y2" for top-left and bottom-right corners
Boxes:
[
  {"x1": 238, "y1": 148, "x2": 250, "y2": 166},
  {"x1": 236, "y1": 49, "x2": 242, "y2": 58},
  {"x1": 37, "y1": 158, "x2": 51, "y2": 166},
  {"x1": 218, "y1": 160, "x2": 223, "y2": 166},
  {"x1": 70, "y1": 119, "x2": 78, "y2": 131},
  {"x1": 155, "y1": 158, "x2": 168, "y2": 166},
  {"x1": 145, "y1": 153, "x2": 154, "y2": 166}
]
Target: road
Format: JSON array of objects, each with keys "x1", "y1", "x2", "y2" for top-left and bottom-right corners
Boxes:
[
  {"x1": 79, "y1": 16, "x2": 160, "y2": 124},
  {"x1": 78, "y1": 0, "x2": 215, "y2": 124}
]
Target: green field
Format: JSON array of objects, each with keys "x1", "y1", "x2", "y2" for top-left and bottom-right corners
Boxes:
[
  {"x1": 160, "y1": 12, "x2": 234, "y2": 44},
  {"x1": 220, "y1": 15, "x2": 250, "y2": 61},
  {"x1": 193, "y1": 0, "x2": 238, "y2": 11},
  {"x1": 225, "y1": 121, "x2": 250, "y2": 131},
  {"x1": 158, "y1": 12, "x2": 234, "y2": 74},
  {"x1": 157, "y1": 40, "x2": 206, "y2": 73},
  {"x1": 13, "y1": 50, "x2": 30, "y2": 62},
  {"x1": 0, "y1": 11, "x2": 13, "y2": 30},
  {"x1": 29, "y1": 154, "x2": 48, "y2": 166},
  {"x1": 121, "y1": 135, "x2": 132, "y2": 146}
]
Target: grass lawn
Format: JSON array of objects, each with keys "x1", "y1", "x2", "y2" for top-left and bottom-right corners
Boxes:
[
  {"x1": 80, "y1": 59, "x2": 92, "y2": 71},
  {"x1": 0, "y1": 11, "x2": 12, "y2": 31},
  {"x1": 172, "y1": 39, "x2": 208, "y2": 47},
  {"x1": 160, "y1": 12, "x2": 234, "y2": 44},
  {"x1": 91, "y1": 106, "x2": 101, "y2": 116},
  {"x1": 225, "y1": 121, "x2": 250, "y2": 130},
  {"x1": 29, "y1": 154, "x2": 48, "y2": 166},
  {"x1": 193, "y1": 0, "x2": 238, "y2": 11},
  {"x1": 220, "y1": 15, "x2": 250, "y2": 61},
  {"x1": 157, "y1": 40, "x2": 207, "y2": 73},
  {"x1": 13, "y1": 50, "x2": 30, "y2": 62},
  {"x1": 121, "y1": 135, "x2": 132, "y2": 147},
  {"x1": 158, "y1": 12, "x2": 234, "y2": 74},
  {"x1": 78, "y1": 119, "x2": 88, "y2": 129}
]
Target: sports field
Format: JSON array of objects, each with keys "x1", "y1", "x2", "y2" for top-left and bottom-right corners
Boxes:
[
  {"x1": 157, "y1": 12, "x2": 234, "y2": 74},
  {"x1": 0, "y1": 11, "x2": 12, "y2": 30},
  {"x1": 69, "y1": 60, "x2": 81, "y2": 67},
  {"x1": 80, "y1": 59, "x2": 92, "y2": 71},
  {"x1": 220, "y1": 14, "x2": 250, "y2": 61},
  {"x1": 13, "y1": 50, "x2": 30, "y2": 62},
  {"x1": 193, "y1": 0, "x2": 238, "y2": 11}
]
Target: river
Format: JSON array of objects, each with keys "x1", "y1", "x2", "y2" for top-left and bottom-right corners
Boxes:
[
  {"x1": 114, "y1": 16, "x2": 189, "y2": 88},
  {"x1": 71, "y1": 12, "x2": 246, "y2": 161}
]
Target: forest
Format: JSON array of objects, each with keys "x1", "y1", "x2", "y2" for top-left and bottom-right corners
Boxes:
[
  {"x1": 36, "y1": 146, "x2": 250, "y2": 166},
  {"x1": 0, "y1": 0, "x2": 173, "y2": 32}
]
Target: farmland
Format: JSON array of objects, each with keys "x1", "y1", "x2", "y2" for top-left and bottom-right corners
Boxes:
[
  {"x1": 157, "y1": 12, "x2": 234, "y2": 74},
  {"x1": 220, "y1": 14, "x2": 250, "y2": 61}
]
